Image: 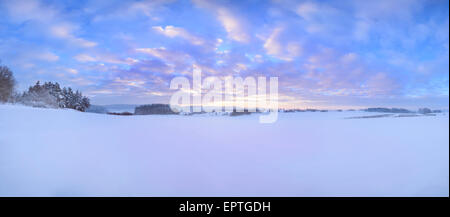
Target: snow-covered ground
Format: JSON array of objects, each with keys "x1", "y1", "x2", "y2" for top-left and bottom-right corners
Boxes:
[{"x1": 0, "y1": 104, "x2": 448, "y2": 196}]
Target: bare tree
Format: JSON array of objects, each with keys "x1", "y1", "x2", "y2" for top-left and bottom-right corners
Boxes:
[{"x1": 0, "y1": 63, "x2": 15, "y2": 102}]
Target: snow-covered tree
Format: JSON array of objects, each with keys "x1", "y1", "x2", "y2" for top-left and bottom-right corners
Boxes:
[
  {"x1": 0, "y1": 64, "x2": 15, "y2": 102},
  {"x1": 19, "y1": 81, "x2": 90, "y2": 111}
]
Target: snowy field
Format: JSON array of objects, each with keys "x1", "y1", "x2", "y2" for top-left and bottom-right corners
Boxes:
[{"x1": 0, "y1": 104, "x2": 448, "y2": 196}]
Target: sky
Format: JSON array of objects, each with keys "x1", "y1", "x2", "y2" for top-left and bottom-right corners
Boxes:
[{"x1": 0, "y1": 0, "x2": 448, "y2": 109}]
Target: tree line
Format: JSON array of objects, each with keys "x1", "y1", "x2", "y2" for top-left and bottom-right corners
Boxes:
[{"x1": 0, "y1": 63, "x2": 90, "y2": 112}]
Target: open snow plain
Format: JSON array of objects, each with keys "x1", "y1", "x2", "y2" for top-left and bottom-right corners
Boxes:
[{"x1": 0, "y1": 104, "x2": 448, "y2": 196}]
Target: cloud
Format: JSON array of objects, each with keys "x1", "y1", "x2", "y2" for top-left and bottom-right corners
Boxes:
[
  {"x1": 50, "y1": 23, "x2": 97, "y2": 47},
  {"x1": 263, "y1": 27, "x2": 302, "y2": 61},
  {"x1": 352, "y1": 0, "x2": 423, "y2": 21},
  {"x1": 193, "y1": 0, "x2": 249, "y2": 43},
  {"x1": 216, "y1": 8, "x2": 249, "y2": 43},
  {"x1": 1, "y1": 0, "x2": 56, "y2": 23},
  {"x1": 37, "y1": 51, "x2": 60, "y2": 62},
  {"x1": 74, "y1": 54, "x2": 97, "y2": 62},
  {"x1": 2, "y1": 0, "x2": 96, "y2": 47},
  {"x1": 265, "y1": 45, "x2": 400, "y2": 100},
  {"x1": 295, "y1": 2, "x2": 319, "y2": 21},
  {"x1": 152, "y1": 26, "x2": 205, "y2": 45},
  {"x1": 113, "y1": 77, "x2": 146, "y2": 88},
  {"x1": 66, "y1": 68, "x2": 79, "y2": 75},
  {"x1": 74, "y1": 53, "x2": 137, "y2": 65},
  {"x1": 0, "y1": 0, "x2": 447, "y2": 108},
  {"x1": 340, "y1": 53, "x2": 358, "y2": 64},
  {"x1": 89, "y1": 0, "x2": 174, "y2": 22},
  {"x1": 364, "y1": 72, "x2": 399, "y2": 96},
  {"x1": 135, "y1": 47, "x2": 191, "y2": 66}
]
